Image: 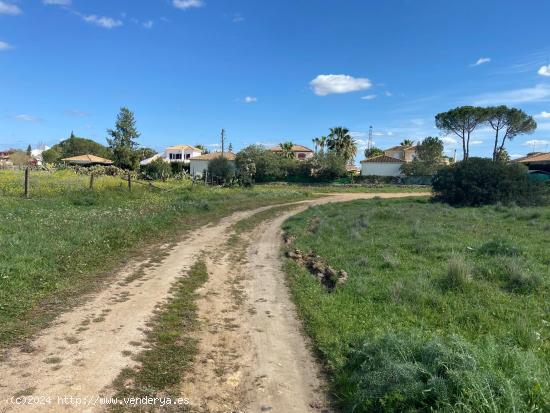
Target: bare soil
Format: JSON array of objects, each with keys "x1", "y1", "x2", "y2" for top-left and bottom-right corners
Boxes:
[{"x1": 0, "y1": 193, "x2": 427, "y2": 413}]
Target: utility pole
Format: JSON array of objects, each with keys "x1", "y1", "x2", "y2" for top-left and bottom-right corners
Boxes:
[
  {"x1": 221, "y1": 129, "x2": 225, "y2": 156},
  {"x1": 368, "y1": 126, "x2": 373, "y2": 151}
]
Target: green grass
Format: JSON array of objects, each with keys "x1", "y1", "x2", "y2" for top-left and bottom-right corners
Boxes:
[
  {"x1": 282, "y1": 198, "x2": 550, "y2": 412},
  {"x1": 109, "y1": 259, "x2": 208, "y2": 412},
  {"x1": 0, "y1": 169, "x2": 313, "y2": 346},
  {"x1": 260, "y1": 182, "x2": 430, "y2": 194}
]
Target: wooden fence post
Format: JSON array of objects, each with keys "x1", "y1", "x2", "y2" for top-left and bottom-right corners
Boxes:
[
  {"x1": 89, "y1": 173, "x2": 95, "y2": 190},
  {"x1": 24, "y1": 166, "x2": 30, "y2": 198},
  {"x1": 127, "y1": 173, "x2": 132, "y2": 192}
]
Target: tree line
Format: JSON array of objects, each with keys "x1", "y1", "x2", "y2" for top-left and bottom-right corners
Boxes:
[{"x1": 435, "y1": 105, "x2": 536, "y2": 161}]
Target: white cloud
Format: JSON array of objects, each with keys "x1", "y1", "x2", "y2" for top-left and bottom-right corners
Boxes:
[
  {"x1": 0, "y1": 1, "x2": 21, "y2": 15},
  {"x1": 361, "y1": 94, "x2": 377, "y2": 100},
  {"x1": 471, "y1": 57, "x2": 491, "y2": 67},
  {"x1": 173, "y1": 0, "x2": 204, "y2": 10},
  {"x1": 440, "y1": 137, "x2": 457, "y2": 145},
  {"x1": 310, "y1": 74, "x2": 372, "y2": 96},
  {"x1": 523, "y1": 139, "x2": 550, "y2": 147},
  {"x1": 243, "y1": 96, "x2": 257, "y2": 103},
  {"x1": 510, "y1": 154, "x2": 523, "y2": 159},
  {"x1": 43, "y1": 0, "x2": 71, "y2": 6},
  {"x1": 473, "y1": 84, "x2": 550, "y2": 105},
  {"x1": 0, "y1": 41, "x2": 12, "y2": 51},
  {"x1": 470, "y1": 140, "x2": 483, "y2": 145},
  {"x1": 232, "y1": 13, "x2": 244, "y2": 23},
  {"x1": 142, "y1": 20, "x2": 154, "y2": 29},
  {"x1": 14, "y1": 114, "x2": 42, "y2": 123},
  {"x1": 83, "y1": 15, "x2": 123, "y2": 29},
  {"x1": 538, "y1": 65, "x2": 550, "y2": 77},
  {"x1": 384, "y1": 91, "x2": 393, "y2": 97},
  {"x1": 535, "y1": 111, "x2": 550, "y2": 119}
]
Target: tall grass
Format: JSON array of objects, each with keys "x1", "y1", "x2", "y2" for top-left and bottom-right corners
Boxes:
[
  {"x1": 283, "y1": 198, "x2": 550, "y2": 411},
  {"x1": 0, "y1": 170, "x2": 312, "y2": 346}
]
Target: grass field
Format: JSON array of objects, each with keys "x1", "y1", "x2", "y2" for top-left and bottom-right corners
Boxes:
[
  {"x1": 283, "y1": 198, "x2": 550, "y2": 412},
  {"x1": 0, "y1": 169, "x2": 315, "y2": 347}
]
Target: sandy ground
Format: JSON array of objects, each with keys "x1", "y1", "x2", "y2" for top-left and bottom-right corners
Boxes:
[{"x1": 0, "y1": 192, "x2": 427, "y2": 413}]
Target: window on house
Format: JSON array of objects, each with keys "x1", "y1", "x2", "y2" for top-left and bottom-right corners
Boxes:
[
  {"x1": 185, "y1": 153, "x2": 191, "y2": 159},
  {"x1": 298, "y1": 153, "x2": 306, "y2": 159}
]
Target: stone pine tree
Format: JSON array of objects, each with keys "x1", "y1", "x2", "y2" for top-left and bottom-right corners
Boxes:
[
  {"x1": 486, "y1": 106, "x2": 536, "y2": 161},
  {"x1": 107, "y1": 107, "x2": 141, "y2": 170},
  {"x1": 26, "y1": 145, "x2": 32, "y2": 156},
  {"x1": 435, "y1": 106, "x2": 486, "y2": 160}
]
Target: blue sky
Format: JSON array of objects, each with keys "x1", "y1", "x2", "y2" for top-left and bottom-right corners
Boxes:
[{"x1": 1, "y1": 0, "x2": 550, "y2": 162}]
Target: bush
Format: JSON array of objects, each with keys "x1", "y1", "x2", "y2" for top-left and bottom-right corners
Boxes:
[
  {"x1": 236, "y1": 145, "x2": 294, "y2": 182},
  {"x1": 502, "y1": 258, "x2": 541, "y2": 293},
  {"x1": 334, "y1": 333, "x2": 549, "y2": 412},
  {"x1": 140, "y1": 158, "x2": 172, "y2": 181},
  {"x1": 479, "y1": 238, "x2": 522, "y2": 256},
  {"x1": 208, "y1": 156, "x2": 235, "y2": 183},
  {"x1": 432, "y1": 157, "x2": 544, "y2": 206}
]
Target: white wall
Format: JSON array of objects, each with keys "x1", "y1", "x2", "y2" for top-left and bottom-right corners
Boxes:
[{"x1": 361, "y1": 162, "x2": 403, "y2": 177}]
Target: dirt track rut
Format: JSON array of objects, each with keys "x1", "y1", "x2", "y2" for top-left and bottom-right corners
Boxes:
[{"x1": 0, "y1": 193, "x2": 427, "y2": 412}]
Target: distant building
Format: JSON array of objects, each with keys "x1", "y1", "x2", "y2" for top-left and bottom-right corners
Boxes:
[
  {"x1": 269, "y1": 144, "x2": 314, "y2": 160},
  {"x1": 190, "y1": 152, "x2": 236, "y2": 178},
  {"x1": 140, "y1": 145, "x2": 202, "y2": 166},
  {"x1": 513, "y1": 152, "x2": 550, "y2": 172},
  {"x1": 31, "y1": 145, "x2": 50, "y2": 166},
  {"x1": 360, "y1": 155, "x2": 406, "y2": 177},
  {"x1": 62, "y1": 154, "x2": 114, "y2": 166},
  {"x1": 383, "y1": 145, "x2": 417, "y2": 162}
]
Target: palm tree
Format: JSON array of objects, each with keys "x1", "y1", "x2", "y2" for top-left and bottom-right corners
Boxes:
[
  {"x1": 280, "y1": 141, "x2": 295, "y2": 159},
  {"x1": 318, "y1": 136, "x2": 327, "y2": 154},
  {"x1": 400, "y1": 139, "x2": 414, "y2": 147},
  {"x1": 327, "y1": 127, "x2": 357, "y2": 163},
  {"x1": 312, "y1": 138, "x2": 319, "y2": 153}
]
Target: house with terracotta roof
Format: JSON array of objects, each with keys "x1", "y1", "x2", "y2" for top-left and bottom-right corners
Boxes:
[
  {"x1": 190, "y1": 151, "x2": 236, "y2": 178},
  {"x1": 140, "y1": 145, "x2": 203, "y2": 166},
  {"x1": 513, "y1": 152, "x2": 550, "y2": 172},
  {"x1": 360, "y1": 155, "x2": 406, "y2": 176},
  {"x1": 269, "y1": 144, "x2": 314, "y2": 160},
  {"x1": 383, "y1": 145, "x2": 418, "y2": 162},
  {"x1": 62, "y1": 154, "x2": 114, "y2": 166}
]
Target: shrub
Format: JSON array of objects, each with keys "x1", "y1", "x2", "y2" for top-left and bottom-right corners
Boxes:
[
  {"x1": 432, "y1": 157, "x2": 543, "y2": 206},
  {"x1": 479, "y1": 239, "x2": 522, "y2": 256},
  {"x1": 140, "y1": 158, "x2": 172, "y2": 181},
  {"x1": 208, "y1": 156, "x2": 235, "y2": 183},
  {"x1": 442, "y1": 255, "x2": 472, "y2": 290},
  {"x1": 334, "y1": 333, "x2": 549, "y2": 412}
]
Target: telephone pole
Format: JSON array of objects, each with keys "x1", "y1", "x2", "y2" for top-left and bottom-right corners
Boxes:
[{"x1": 221, "y1": 129, "x2": 225, "y2": 156}]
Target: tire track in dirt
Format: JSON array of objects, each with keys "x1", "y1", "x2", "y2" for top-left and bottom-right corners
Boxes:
[
  {"x1": 0, "y1": 193, "x2": 428, "y2": 413},
  {"x1": 179, "y1": 193, "x2": 428, "y2": 413}
]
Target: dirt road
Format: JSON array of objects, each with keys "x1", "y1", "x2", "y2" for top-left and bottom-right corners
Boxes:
[{"x1": 0, "y1": 193, "x2": 427, "y2": 413}]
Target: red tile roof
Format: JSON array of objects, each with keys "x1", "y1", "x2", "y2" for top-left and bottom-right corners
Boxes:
[
  {"x1": 190, "y1": 151, "x2": 236, "y2": 161},
  {"x1": 360, "y1": 155, "x2": 406, "y2": 164},
  {"x1": 514, "y1": 152, "x2": 550, "y2": 163},
  {"x1": 270, "y1": 144, "x2": 313, "y2": 153}
]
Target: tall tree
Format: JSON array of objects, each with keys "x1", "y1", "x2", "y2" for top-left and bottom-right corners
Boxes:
[
  {"x1": 318, "y1": 136, "x2": 327, "y2": 154},
  {"x1": 416, "y1": 136, "x2": 444, "y2": 165},
  {"x1": 107, "y1": 107, "x2": 141, "y2": 170},
  {"x1": 280, "y1": 141, "x2": 295, "y2": 158},
  {"x1": 26, "y1": 145, "x2": 32, "y2": 156},
  {"x1": 400, "y1": 139, "x2": 414, "y2": 146},
  {"x1": 487, "y1": 106, "x2": 536, "y2": 161},
  {"x1": 312, "y1": 137, "x2": 319, "y2": 153},
  {"x1": 327, "y1": 127, "x2": 357, "y2": 164},
  {"x1": 435, "y1": 106, "x2": 486, "y2": 160},
  {"x1": 228, "y1": 142, "x2": 233, "y2": 152}
]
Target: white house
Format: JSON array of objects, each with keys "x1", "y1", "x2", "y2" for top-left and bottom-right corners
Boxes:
[
  {"x1": 140, "y1": 145, "x2": 203, "y2": 166},
  {"x1": 383, "y1": 145, "x2": 417, "y2": 162},
  {"x1": 269, "y1": 144, "x2": 314, "y2": 160},
  {"x1": 190, "y1": 152, "x2": 236, "y2": 178},
  {"x1": 164, "y1": 145, "x2": 202, "y2": 163},
  {"x1": 360, "y1": 155, "x2": 405, "y2": 176}
]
